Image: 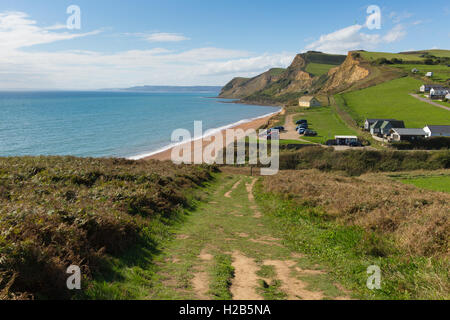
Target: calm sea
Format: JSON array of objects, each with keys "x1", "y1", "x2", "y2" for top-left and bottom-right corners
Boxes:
[{"x1": 0, "y1": 91, "x2": 280, "y2": 159}]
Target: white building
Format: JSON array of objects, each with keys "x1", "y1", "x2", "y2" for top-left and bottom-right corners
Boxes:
[
  {"x1": 335, "y1": 135, "x2": 358, "y2": 145},
  {"x1": 423, "y1": 125, "x2": 450, "y2": 137}
]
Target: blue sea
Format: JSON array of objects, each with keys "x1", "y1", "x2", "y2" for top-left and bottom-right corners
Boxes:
[{"x1": 0, "y1": 91, "x2": 280, "y2": 159}]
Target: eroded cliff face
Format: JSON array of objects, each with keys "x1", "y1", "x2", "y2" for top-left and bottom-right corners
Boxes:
[
  {"x1": 278, "y1": 54, "x2": 314, "y2": 94},
  {"x1": 219, "y1": 68, "x2": 284, "y2": 99},
  {"x1": 322, "y1": 52, "x2": 369, "y2": 93}
]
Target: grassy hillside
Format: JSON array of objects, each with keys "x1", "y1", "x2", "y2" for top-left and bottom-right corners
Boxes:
[
  {"x1": 360, "y1": 51, "x2": 427, "y2": 62},
  {"x1": 221, "y1": 51, "x2": 346, "y2": 103},
  {"x1": 0, "y1": 157, "x2": 215, "y2": 299},
  {"x1": 392, "y1": 63, "x2": 450, "y2": 83},
  {"x1": 305, "y1": 63, "x2": 337, "y2": 77},
  {"x1": 293, "y1": 107, "x2": 357, "y2": 144},
  {"x1": 339, "y1": 77, "x2": 450, "y2": 127},
  {"x1": 256, "y1": 169, "x2": 449, "y2": 299}
]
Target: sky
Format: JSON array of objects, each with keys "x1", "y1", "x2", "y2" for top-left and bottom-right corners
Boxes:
[{"x1": 0, "y1": 0, "x2": 449, "y2": 90}]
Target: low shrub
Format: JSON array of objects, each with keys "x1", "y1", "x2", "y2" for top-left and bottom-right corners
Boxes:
[{"x1": 0, "y1": 156, "x2": 216, "y2": 299}]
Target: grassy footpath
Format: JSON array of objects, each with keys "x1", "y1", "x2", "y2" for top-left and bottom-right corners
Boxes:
[
  {"x1": 255, "y1": 176, "x2": 449, "y2": 300},
  {"x1": 95, "y1": 173, "x2": 352, "y2": 300},
  {"x1": 340, "y1": 77, "x2": 450, "y2": 127}
]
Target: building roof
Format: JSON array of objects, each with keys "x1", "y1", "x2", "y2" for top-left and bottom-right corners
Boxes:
[
  {"x1": 371, "y1": 120, "x2": 384, "y2": 129},
  {"x1": 425, "y1": 125, "x2": 450, "y2": 134},
  {"x1": 380, "y1": 120, "x2": 405, "y2": 129},
  {"x1": 299, "y1": 96, "x2": 317, "y2": 102},
  {"x1": 391, "y1": 128, "x2": 426, "y2": 136}
]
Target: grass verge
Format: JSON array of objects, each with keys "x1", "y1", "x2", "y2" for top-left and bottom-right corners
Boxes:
[{"x1": 255, "y1": 179, "x2": 449, "y2": 300}]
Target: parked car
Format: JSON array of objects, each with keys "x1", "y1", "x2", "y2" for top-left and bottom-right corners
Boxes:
[
  {"x1": 272, "y1": 126, "x2": 285, "y2": 132},
  {"x1": 296, "y1": 124, "x2": 308, "y2": 130},
  {"x1": 296, "y1": 119, "x2": 307, "y2": 125},
  {"x1": 326, "y1": 139, "x2": 337, "y2": 146},
  {"x1": 298, "y1": 128, "x2": 306, "y2": 135},
  {"x1": 304, "y1": 130, "x2": 317, "y2": 137},
  {"x1": 349, "y1": 141, "x2": 362, "y2": 147}
]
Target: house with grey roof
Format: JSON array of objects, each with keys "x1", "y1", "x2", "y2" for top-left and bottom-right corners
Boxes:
[
  {"x1": 389, "y1": 128, "x2": 427, "y2": 142},
  {"x1": 430, "y1": 87, "x2": 450, "y2": 100},
  {"x1": 420, "y1": 84, "x2": 444, "y2": 93},
  {"x1": 364, "y1": 118, "x2": 397, "y2": 131},
  {"x1": 380, "y1": 120, "x2": 405, "y2": 136},
  {"x1": 423, "y1": 125, "x2": 450, "y2": 137}
]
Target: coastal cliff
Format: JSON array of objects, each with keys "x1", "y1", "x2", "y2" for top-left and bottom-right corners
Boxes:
[{"x1": 219, "y1": 51, "x2": 346, "y2": 105}]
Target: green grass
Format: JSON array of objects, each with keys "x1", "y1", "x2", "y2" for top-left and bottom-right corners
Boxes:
[
  {"x1": 396, "y1": 175, "x2": 450, "y2": 193},
  {"x1": 257, "y1": 280, "x2": 287, "y2": 300},
  {"x1": 293, "y1": 107, "x2": 357, "y2": 144},
  {"x1": 392, "y1": 63, "x2": 450, "y2": 83},
  {"x1": 254, "y1": 183, "x2": 449, "y2": 300},
  {"x1": 341, "y1": 77, "x2": 450, "y2": 127},
  {"x1": 305, "y1": 63, "x2": 337, "y2": 77},
  {"x1": 360, "y1": 51, "x2": 427, "y2": 62},
  {"x1": 209, "y1": 254, "x2": 235, "y2": 300},
  {"x1": 268, "y1": 68, "x2": 286, "y2": 76}
]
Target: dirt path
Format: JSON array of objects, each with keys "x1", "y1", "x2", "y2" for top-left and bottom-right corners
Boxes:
[
  {"x1": 149, "y1": 173, "x2": 351, "y2": 300},
  {"x1": 409, "y1": 93, "x2": 450, "y2": 111}
]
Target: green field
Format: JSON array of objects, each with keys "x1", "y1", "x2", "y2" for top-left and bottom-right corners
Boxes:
[
  {"x1": 360, "y1": 50, "x2": 450, "y2": 62},
  {"x1": 360, "y1": 51, "x2": 426, "y2": 62},
  {"x1": 340, "y1": 77, "x2": 450, "y2": 127},
  {"x1": 392, "y1": 63, "x2": 450, "y2": 83},
  {"x1": 398, "y1": 175, "x2": 450, "y2": 193},
  {"x1": 305, "y1": 63, "x2": 337, "y2": 77},
  {"x1": 293, "y1": 107, "x2": 357, "y2": 144}
]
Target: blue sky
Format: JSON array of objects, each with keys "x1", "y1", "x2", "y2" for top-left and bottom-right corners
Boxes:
[{"x1": 0, "y1": 0, "x2": 449, "y2": 89}]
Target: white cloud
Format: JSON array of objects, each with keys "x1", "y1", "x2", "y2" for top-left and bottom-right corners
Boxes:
[
  {"x1": 305, "y1": 23, "x2": 406, "y2": 54},
  {"x1": 383, "y1": 24, "x2": 406, "y2": 43},
  {"x1": 0, "y1": 12, "x2": 101, "y2": 50},
  {"x1": 0, "y1": 11, "x2": 292, "y2": 89},
  {"x1": 144, "y1": 32, "x2": 190, "y2": 42},
  {"x1": 389, "y1": 11, "x2": 413, "y2": 23}
]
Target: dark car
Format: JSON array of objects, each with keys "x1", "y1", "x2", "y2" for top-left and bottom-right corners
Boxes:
[
  {"x1": 326, "y1": 139, "x2": 337, "y2": 146},
  {"x1": 304, "y1": 130, "x2": 317, "y2": 137},
  {"x1": 272, "y1": 126, "x2": 285, "y2": 132},
  {"x1": 296, "y1": 124, "x2": 308, "y2": 130},
  {"x1": 349, "y1": 141, "x2": 362, "y2": 147},
  {"x1": 296, "y1": 119, "x2": 308, "y2": 125},
  {"x1": 298, "y1": 128, "x2": 306, "y2": 135}
]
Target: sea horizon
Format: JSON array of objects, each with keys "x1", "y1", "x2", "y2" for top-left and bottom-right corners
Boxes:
[{"x1": 0, "y1": 90, "x2": 280, "y2": 159}]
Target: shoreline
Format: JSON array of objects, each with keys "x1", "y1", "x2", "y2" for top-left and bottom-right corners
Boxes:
[{"x1": 136, "y1": 109, "x2": 282, "y2": 161}]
